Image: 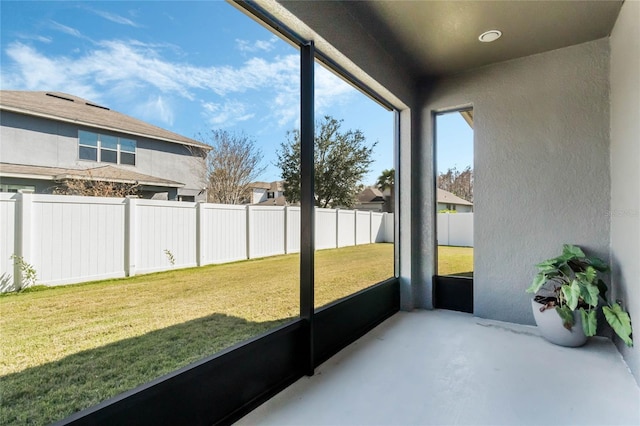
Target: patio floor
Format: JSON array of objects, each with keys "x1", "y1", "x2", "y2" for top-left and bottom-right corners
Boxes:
[{"x1": 237, "y1": 310, "x2": 640, "y2": 425}]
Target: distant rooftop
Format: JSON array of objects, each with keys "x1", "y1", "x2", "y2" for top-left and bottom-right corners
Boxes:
[
  {"x1": 249, "y1": 181, "x2": 284, "y2": 192},
  {"x1": 437, "y1": 188, "x2": 473, "y2": 206},
  {"x1": 0, "y1": 91, "x2": 211, "y2": 151},
  {"x1": 0, "y1": 162, "x2": 183, "y2": 188}
]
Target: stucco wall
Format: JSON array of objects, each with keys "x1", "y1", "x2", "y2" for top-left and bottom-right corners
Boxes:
[
  {"x1": 0, "y1": 112, "x2": 207, "y2": 197},
  {"x1": 609, "y1": 0, "x2": 640, "y2": 383},
  {"x1": 420, "y1": 39, "x2": 611, "y2": 323}
]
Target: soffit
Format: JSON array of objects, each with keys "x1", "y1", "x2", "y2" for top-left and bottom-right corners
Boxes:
[{"x1": 340, "y1": 1, "x2": 623, "y2": 78}]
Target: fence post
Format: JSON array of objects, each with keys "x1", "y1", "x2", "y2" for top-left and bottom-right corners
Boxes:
[
  {"x1": 284, "y1": 206, "x2": 289, "y2": 254},
  {"x1": 246, "y1": 205, "x2": 251, "y2": 260},
  {"x1": 353, "y1": 209, "x2": 358, "y2": 246},
  {"x1": 196, "y1": 202, "x2": 204, "y2": 266},
  {"x1": 15, "y1": 191, "x2": 33, "y2": 290},
  {"x1": 335, "y1": 209, "x2": 340, "y2": 248},
  {"x1": 369, "y1": 210, "x2": 373, "y2": 244},
  {"x1": 125, "y1": 197, "x2": 137, "y2": 277}
]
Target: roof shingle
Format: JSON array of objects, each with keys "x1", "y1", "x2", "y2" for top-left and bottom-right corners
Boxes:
[{"x1": 0, "y1": 91, "x2": 211, "y2": 150}]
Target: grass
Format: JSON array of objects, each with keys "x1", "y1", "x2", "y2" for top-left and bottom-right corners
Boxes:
[
  {"x1": 0, "y1": 243, "x2": 472, "y2": 425},
  {"x1": 438, "y1": 246, "x2": 474, "y2": 277},
  {"x1": 0, "y1": 244, "x2": 394, "y2": 425}
]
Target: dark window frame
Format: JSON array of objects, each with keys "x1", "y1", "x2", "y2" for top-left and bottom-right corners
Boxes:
[{"x1": 57, "y1": 3, "x2": 400, "y2": 425}]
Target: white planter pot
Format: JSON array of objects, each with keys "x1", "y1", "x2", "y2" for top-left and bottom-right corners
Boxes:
[{"x1": 531, "y1": 299, "x2": 587, "y2": 347}]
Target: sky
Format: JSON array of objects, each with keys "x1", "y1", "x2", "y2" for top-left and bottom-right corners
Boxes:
[{"x1": 1, "y1": 1, "x2": 471, "y2": 183}]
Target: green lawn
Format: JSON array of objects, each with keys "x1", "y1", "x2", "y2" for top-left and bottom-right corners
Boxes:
[
  {"x1": 438, "y1": 245, "x2": 474, "y2": 277},
  {"x1": 0, "y1": 244, "x2": 393, "y2": 425},
  {"x1": 0, "y1": 243, "x2": 472, "y2": 425}
]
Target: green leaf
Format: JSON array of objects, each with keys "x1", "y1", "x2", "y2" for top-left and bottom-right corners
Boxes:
[
  {"x1": 556, "y1": 305, "x2": 575, "y2": 330},
  {"x1": 526, "y1": 273, "x2": 547, "y2": 294},
  {"x1": 536, "y1": 259, "x2": 555, "y2": 270},
  {"x1": 603, "y1": 304, "x2": 633, "y2": 347},
  {"x1": 561, "y1": 282, "x2": 581, "y2": 311},
  {"x1": 586, "y1": 256, "x2": 609, "y2": 272},
  {"x1": 576, "y1": 266, "x2": 597, "y2": 285},
  {"x1": 562, "y1": 244, "x2": 585, "y2": 259},
  {"x1": 559, "y1": 263, "x2": 572, "y2": 279},
  {"x1": 579, "y1": 281, "x2": 600, "y2": 307},
  {"x1": 580, "y1": 308, "x2": 597, "y2": 336}
]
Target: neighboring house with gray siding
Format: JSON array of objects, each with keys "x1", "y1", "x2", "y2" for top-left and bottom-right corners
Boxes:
[
  {"x1": 437, "y1": 188, "x2": 473, "y2": 212},
  {"x1": 0, "y1": 91, "x2": 211, "y2": 201}
]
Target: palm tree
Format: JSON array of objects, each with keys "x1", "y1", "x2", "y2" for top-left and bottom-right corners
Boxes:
[
  {"x1": 376, "y1": 168, "x2": 395, "y2": 213},
  {"x1": 376, "y1": 168, "x2": 394, "y2": 191}
]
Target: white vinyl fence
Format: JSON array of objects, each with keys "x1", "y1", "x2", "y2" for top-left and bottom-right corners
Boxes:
[
  {"x1": 0, "y1": 193, "x2": 395, "y2": 291},
  {"x1": 437, "y1": 212, "x2": 474, "y2": 247}
]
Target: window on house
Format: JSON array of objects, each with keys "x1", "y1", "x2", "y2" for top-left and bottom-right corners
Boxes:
[
  {"x1": 267, "y1": 191, "x2": 275, "y2": 199},
  {"x1": 78, "y1": 130, "x2": 136, "y2": 165},
  {"x1": 0, "y1": 184, "x2": 36, "y2": 193}
]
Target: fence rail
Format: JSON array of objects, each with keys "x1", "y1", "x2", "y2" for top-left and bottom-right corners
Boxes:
[{"x1": 0, "y1": 193, "x2": 395, "y2": 291}]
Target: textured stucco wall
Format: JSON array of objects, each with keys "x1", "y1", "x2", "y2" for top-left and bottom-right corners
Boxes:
[
  {"x1": 0, "y1": 112, "x2": 207, "y2": 197},
  {"x1": 609, "y1": 0, "x2": 640, "y2": 384},
  {"x1": 1, "y1": 111, "x2": 76, "y2": 167},
  {"x1": 420, "y1": 39, "x2": 611, "y2": 323}
]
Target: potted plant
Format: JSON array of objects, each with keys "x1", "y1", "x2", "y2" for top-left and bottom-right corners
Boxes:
[{"x1": 526, "y1": 244, "x2": 633, "y2": 347}]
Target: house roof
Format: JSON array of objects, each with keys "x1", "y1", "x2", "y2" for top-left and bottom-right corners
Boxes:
[
  {"x1": 357, "y1": 187, "x2": 385, "y2": 203},
  {"x1": 437, "y1": 188, "x2": 473, "y2": 206},
  {"x1": 250, "y1": 181, "x2": 284, "y2": 191},
  {"x1": 0, "y1": 162, "x2": 184, "y2": 188},
  {"x1": 0, "y1": 91, "x2": 211, "y2": 151}
]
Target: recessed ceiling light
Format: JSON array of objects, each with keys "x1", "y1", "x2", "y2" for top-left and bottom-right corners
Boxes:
[{"x1": 478, "y1": 30, "x2": 502, "y2": 43}]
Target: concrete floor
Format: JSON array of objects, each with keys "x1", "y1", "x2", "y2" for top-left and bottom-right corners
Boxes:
[{"x1": 237, "y1": 310, "x2": 640, "y2": 426}]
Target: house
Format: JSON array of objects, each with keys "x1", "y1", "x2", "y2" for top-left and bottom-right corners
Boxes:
[
  {"x1": 355, "y1": 186, "x2": 386, "y2": 212},
  {"x1": 0, "y1": 91, "x2": 211, "y2": 201},
  {"x1": 45, "y1": 1, "x2": 640, "y2": 424},
  {"x1": 247, "y1": 180, "x2": 287, "y2": 205},
  {"x1": 437, "y1": 188, "x2": 473, "y2": 212}
]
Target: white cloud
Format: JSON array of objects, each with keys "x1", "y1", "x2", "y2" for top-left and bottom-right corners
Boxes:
[
  {"x1": 315, "y1": 65, "x2": 357, "y2": 113},
  {"x1": 201, "y1": 100, "x2": 255, "y2": 127},
  {"x1": 134, "y1": 95, "x2": 174, "y2": 126},
  {"x1": 88, "y1": 9, "x2": 141, "y2": 27},
  {"x1": 1, "y1": 42, "x2": 100, "y2": 99},
  {"x1": 235, "y1": 36, "x2": 279, "y2": 53},
  {"x1": 16, "y1": 33, "x2": 52, "y2": 44},
  {"x1": 1, "y1": 37, "x2": 357, "y2": 131},
  {"x1": 49, "y1": 20, "x2": 84, "y2": 39}
]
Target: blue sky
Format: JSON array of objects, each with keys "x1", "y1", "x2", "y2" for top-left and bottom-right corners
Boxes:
[
  {"x1": 1, "y1": 1, "x2": 471, "y2": 183},
  {"x1": 436, "y1": 112, "x2": 474, "y2": 174}
]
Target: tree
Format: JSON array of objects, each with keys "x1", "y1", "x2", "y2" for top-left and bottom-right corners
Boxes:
[
  {"x1": 199, "y1": 129, "x2": 266, "y2": 205},
  {"x1": 437, "y1": 165, "x2": 473, "y2": 202},
  {"x1": 276, "y1": 116, "x2": 376, "y2": 208},
  {"x1": 376, "y1": 168, "x2": 395, "y2": 213},
  {"x1": 376, "y1": 168, "x2": 394, "y2": 191}
]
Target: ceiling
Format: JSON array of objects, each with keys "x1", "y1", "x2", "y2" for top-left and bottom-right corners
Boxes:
[{"x1": 342, "y1": 1, "x2": 623, "y2": 79}]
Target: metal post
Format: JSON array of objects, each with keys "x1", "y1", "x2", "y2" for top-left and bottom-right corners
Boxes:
[{"x1": 300, "y1": 41, "x2": 315, "y2": 375}]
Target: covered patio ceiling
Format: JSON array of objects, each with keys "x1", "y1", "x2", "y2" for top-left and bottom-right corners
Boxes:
[{"x1": 310, "y1": 0, "x2": 623, "y2": 78}]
